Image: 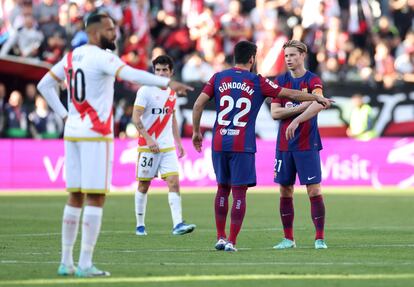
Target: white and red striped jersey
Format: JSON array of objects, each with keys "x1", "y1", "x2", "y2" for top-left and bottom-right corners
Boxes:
[
  {"x1": 49, "y1": 44, "x2": 125, "y2": 140},
  {"x1": 134, "y1": 86, "x2": 176, "y2": 151}
]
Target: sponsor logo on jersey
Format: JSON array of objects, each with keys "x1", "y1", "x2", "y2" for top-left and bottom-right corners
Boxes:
[
  {"x1": 152, "y1": 107, "x2": 174, "y2": 115},
  {"x1": 285, "y1": 101, "x2": 300, "y2": 108},
  {"x1": 220, "y1": 128, "x2": 240, "y2": 136}
]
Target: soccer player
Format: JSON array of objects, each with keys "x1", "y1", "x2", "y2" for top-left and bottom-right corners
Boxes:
[
  {"x1": 133, "y1": 55, "x2": 196, "y2": 236},
  {"x1": 36, "y1": 13, "x2": 192, "y2": 277},
  {"x1": 271, "y1": 40, "x2": 328, "y2": 250},
  {"x1": 192, "y1": 40, "x2": 332, "y2": 252}
]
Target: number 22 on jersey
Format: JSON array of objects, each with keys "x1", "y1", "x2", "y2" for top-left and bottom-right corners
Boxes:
[{"x1": 217, "y1": 96, "x2": 251, "y2": 127}]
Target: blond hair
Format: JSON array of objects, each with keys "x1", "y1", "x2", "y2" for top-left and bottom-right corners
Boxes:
[{"x1": 283, "y1": 40, "x2": 308, "y2": 53}]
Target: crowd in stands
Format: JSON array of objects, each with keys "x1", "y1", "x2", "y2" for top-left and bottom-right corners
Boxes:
[{"x1": 0, "y1": 0, "x2": 413, "y2": 138}]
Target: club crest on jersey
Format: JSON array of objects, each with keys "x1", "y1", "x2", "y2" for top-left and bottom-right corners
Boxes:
[
  {"x1": 220, "y1": 128, "x2": 240, "y2": 136},
  {"x1": 168, "y1": 93, "x2": 176, "y2": 101}
]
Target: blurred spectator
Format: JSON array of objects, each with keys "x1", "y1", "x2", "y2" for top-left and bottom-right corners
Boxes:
[
  {"x1": 390, "y1": 0, "x2": 414, "y2": 39},
  {"x1": 33, "y1": 0, "x2": 60, "y2": 38},
  {"x1": 41, "y1": 30, "x2": 66, "y2": 64},
  {"x1": 346, "y1": 93, "x2": 376, "y2": 141},
  {"x1": 0, "y1": 83, "x2": 6, "y2": 135},
  {"x1": 28, "y1": 95, "x2": 63, "y2": 138},
  {"x1": 249, "y1": 0, "x2": 278, "y2": 42},
  {"x1": 374, "y1": 41, "x2": 398, "y2": 89},
  {"x1": 256, "y1": 18, "x2": 287, "y2": 77},
  {"x1": 345, "y1": 48, "x2": 374, "y2": 82},
  {"x1": 0, "y1": 14, "x2": 43, "y2": 58},
  {"x1": 188, "y1": 3, "x2": 221, "y2": 64},
  {"x1": 117, "y1": 104, "x2": 136, "y2": 139},
  {"x1": 372, "y1": 16, "x2": 400, "y2": 54},
  {"x1": 395, "y1": 46, "x2": 414, "y2": 82},
  {"x1": 122, "y1": 0, "x2": 150, "y2": 44},
  {"x1": 347, "y1": 0, "x2": 373, "y2": 48},
  {"x1": 70, "y1": 17, "x2": 88, "y2": 49},
  {"x1": 3, "y1": 90, "x2": 29, "y2": 138},
  {"x1": 23, "y1": 83, "x2": 38, "y2": 113},
  {"x1": 121, "y1": 34, "x2": 148, "y2": 70},
  {"x1": 220, "y1": 0, "x2": 252, "y2": 56},
  {"x1": 181, "y1": 52, "x2": 214, "y2": 82}
]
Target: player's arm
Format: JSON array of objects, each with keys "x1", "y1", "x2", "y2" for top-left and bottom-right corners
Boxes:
[
  {"x1": 278, "y1": 87, "x2": 333, "y2": 108},
  {"x1": 114, "y1": 64, "x2": 193, "y2": 96},
  {"x1": 285, "y1": 88, "x2": 325, "y2": 140},
  {"x1": 192, "y1": 92, "x2": 210, "y2": 153},
  {"x1": 172, "y1": 112, "x2": 185, "y2": 158},
  {"x1": 132, "y1": 106, "x2": 160, "y2": 153},
  {"x1": 271, "y1": 101, "x2": 312, "y2": 120},
  {"x1": 37, "y1": 61, "x2": 68, "y2": 121}
]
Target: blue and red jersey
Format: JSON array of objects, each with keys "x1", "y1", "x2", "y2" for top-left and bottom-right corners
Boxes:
[
  {"x1": 202, "y1": 67, "x2": 282, "y2": 153},
  {"x1": 272, "y1": 71, "x2": 323, "y2": 152}
]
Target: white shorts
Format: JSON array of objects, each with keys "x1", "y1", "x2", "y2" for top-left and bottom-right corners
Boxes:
[
  {"x1": 136, "y1": 150, "x2": 179, "y2": 181},
  {"x1": 65, "y1": 140, "x2": 114, "y2": 193}
]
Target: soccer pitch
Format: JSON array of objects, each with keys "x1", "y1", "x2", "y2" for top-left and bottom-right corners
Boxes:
[{"x1": 0, "y1": 188, "x2": 414, "y2": 287}]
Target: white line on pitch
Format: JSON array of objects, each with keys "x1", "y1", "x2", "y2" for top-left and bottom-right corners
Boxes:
[
  {"x1": 2, "y1": 260, "x2": 414, "y2": 267},
  {"x1": 1, "y1": 273, "x2": 414, "y2": 285}
]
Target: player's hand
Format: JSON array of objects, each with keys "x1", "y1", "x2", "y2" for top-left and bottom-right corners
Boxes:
[
  {"x1": 168, "y1": 80, "x2": 194, "y2": 96},
  {"x1": 192, "y1": 132, "x2": 203, "y2": 152},
  {"x1": 315, "y1": 95, "x2": 334, "y2": 108},
  {"x1": 286, "y1": 120, "x2": 299, "y2": 140},
  {"x1": 147, "y1": 138, "x2": 160, "y2": 153},
  {"x1": 177, "y1": 144, "x2": 186, "y2": 158}
]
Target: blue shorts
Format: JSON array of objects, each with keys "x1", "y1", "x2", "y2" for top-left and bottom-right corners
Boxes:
[
  {"x1": 212, "y1": 151, "x2": 256, "y2": 187},
  {"x1": 274, "y1": 150, "x2": 321, "y2": 186}
]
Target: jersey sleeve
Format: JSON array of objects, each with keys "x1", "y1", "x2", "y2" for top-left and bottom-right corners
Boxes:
[
  {"x1": 270, "y1": 77, "x2": 283, "y2": 104},
  {"x1": 309, "y1": 76, "x2": 323, "y2": 94},
  {"x1": 49, "y1": 54, "x2": 67, "y2": 81},
  {"x1": 134, "y1": 86, "x2": 148, "y2": 109},
  {"x1": 201, "y1": 73, "x2": 217, "y2": 99},
  {"x1": 259, "y1": 75, "x2": 282, "y2": 99},
  {"x1": 97, "y1": 50, "x2": 126, "y2": 77}
]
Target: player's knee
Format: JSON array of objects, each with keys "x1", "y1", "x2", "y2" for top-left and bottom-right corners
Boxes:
[
  {"x1": 86, "y1": 193, "x2": 106, "y2": 207},
  {"x1": 280, "y1": 185, "x2": 294, "y2": 197},
  {"x1": 168, "y1": 181, "x2": 179, "y2": 193},
  {"x1": 138, "y1": 182, "x2": 150, "y2": 193},
  {"x1": 307, "y1": 185, "x2": 321, "y2": 197},
  {"x1": 67, "y1": 192, "x2": 84, "y2": 207}
]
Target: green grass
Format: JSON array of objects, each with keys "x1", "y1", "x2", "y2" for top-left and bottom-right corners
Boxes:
[{"x1": 0, "y1": 188, "x2": 414, "y2": 287}]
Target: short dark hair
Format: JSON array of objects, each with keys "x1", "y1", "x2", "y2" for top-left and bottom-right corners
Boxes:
[
  {"x1": 85, "y1": 13, "x2": 112, "y2": 28},
  {"x1": 234, "y1": 41, "x2": 257, "y2": 64},
  {"x1": 152, "y1": 55, "x2": 174, "y2": 71}
]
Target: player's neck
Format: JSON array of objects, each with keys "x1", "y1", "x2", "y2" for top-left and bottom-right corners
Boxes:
[
  {"x1": 289, "y1": 67, "x2": 307, "y2": 78},
  {"x1": 234, "y1": 64, "x2": 251, "y2": 71}
]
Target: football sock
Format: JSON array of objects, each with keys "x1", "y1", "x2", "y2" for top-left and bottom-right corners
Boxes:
[
  {"x1": 135, "y1": 191, "x2": 147, "y2": 227},
  {"x1": 61, "y1": 205, "x2": 81, "y2": 267},
  {"x1": 228, "y1": 185, "x2": 247, "y2": 245},
  {"x1": 168, "y1": 192, "x2": 183, "y2": 228},
  {"x1": 310, "y1": 195, "x2": 325, "y2": 240},
  {"x1": 78, "y1": 206, "x2": 103, "y2": 269},
  {"x1": 214, "y1": 184, "x2": 231, "y2": 239},
  {"x1": 280, "y1": 197, "x2": 294, "y2": 240}
]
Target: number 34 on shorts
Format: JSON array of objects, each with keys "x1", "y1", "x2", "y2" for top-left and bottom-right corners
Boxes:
[{"x1": 136, "y1": 150, "x2": 179, "y2": 180}]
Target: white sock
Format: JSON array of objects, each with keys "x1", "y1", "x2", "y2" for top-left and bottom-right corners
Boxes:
[
  {"x1": 135, "y1": 191, "x2": 147, "y2": 227},
  {"x1": 61, "y1": 205, "x2": 81, "y2": 267},
  {"x1": 168, "y1": 192, "x2": 182, "y2": 228},
  {"x1": 78, "y1": 206, "x2": 103, "y2": 269}
]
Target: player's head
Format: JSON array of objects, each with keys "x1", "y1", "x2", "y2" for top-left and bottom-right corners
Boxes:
[
  {"x1": 152, "y1": 55, "x2": 174, "y2": 78},
  {"x1": 283, "y1": 40, "x2": 307, "y2": 71},
  {"x1": 234, "y1": 41, "x2": 257, "y2": 72},
  {"x1": 85, "y1": 13, "x2": 116, "y2": 51}
]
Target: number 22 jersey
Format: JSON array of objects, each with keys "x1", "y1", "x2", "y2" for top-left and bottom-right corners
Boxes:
[{"x1": 202, "y1": 67, "x2": 282, "y2": 153}]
